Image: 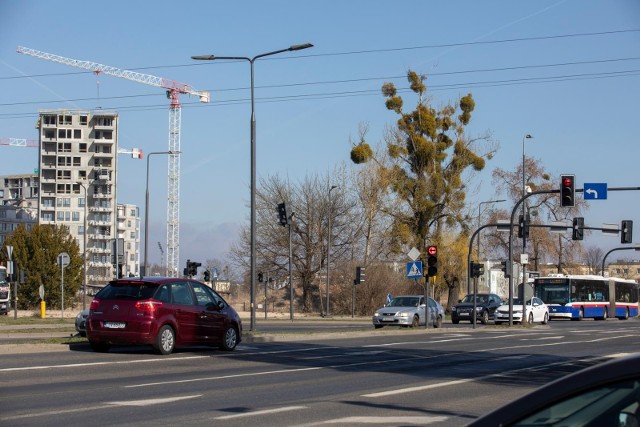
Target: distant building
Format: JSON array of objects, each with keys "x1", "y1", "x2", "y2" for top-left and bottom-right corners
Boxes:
[
  {"x1": 117, "y1": 204, "x2": 140, "y2": 278},
  {"x1": 0, "y1": 174, "x2": 39, "y2": 245}
]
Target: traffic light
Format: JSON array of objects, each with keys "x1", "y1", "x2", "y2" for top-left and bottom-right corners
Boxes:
[
  {"x1": 494, "y1": 261, "x2": 511, "y2": 278},
  {"x1": 572, "y1": 217, "x2": 584, "y2": 240},
  {"x1": 560, "y1": 174, "x2": 575, "y2": 207},
  {"x1": 621, "y1": 220, "x2": 633, "y2": 244},
  {"x1": 258, "y1": 272, "x2": 264, "y2": 282},
  {"x1": 203, "y1": 270, "x2": 210, "y2": 282},
  {"x1": 426, "y1": 245, "x2": 438, "y2": 277},
  {"x1": 517, "y1": 214, "x2": 530, "y2": 239},
  {"x1": 470, "y1": 262, "x2": 485, "y2": 278},
  {"x1": 277, "y1": 202, "x2": 288, "y2": 226},
  {"x1": 355, "y1": 266, "x2": 365, "y2": 284},
  {"x1": 185, "y1": 259, "x2": 201, "y2": 276}
]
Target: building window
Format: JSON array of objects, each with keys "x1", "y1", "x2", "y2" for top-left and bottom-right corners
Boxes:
[
  {"x1": 43, "y1": 129, "x2": 55, "y2": 139},
  {"x1": 58, "y1": 115, "x2": 72, "y2": 125},
  {"x1": 130, "y1": 209, "x2": 136, "y2": 217},
  {"x1": 57, "y1": 170, "x2": 71, "y2": 180},
  {"x1": 80, "y1": 115, "x2": 88, "y2": 125},
  {"x1": 41, "y1": 212, "x2": 53, "y2": 221},
  {"x1": 73, "y1": 157, "x2": 81, "y2": 166},
  {"x1": 79, "y1": 143, "x2": 87, "y2": 153},
  {"x1": 130, "y1": 231, "x2": 135, "y2": 239},
  {"x1": 57, "y1": 142, "x2": 72, "y2": 152},
  {"x1": 73, "y1": 129, "x2": 81, "y2": 139},
  {"x1": 72, "y1": 211, "x2": 80, "y2": 221},
  {"x1": 78, "y1": 225, "x2": 84, "y2": 235},
  {"x1": 43, "y1": 115, "x2": 56, "y2": 125},
  {"x1": 78, "y1": 197, "x2": 85, "y2": 207},
  {"x1": 58, "y1": 129, "x2": 72, "y2": 139},
  {"x1": 96, "y1": 117, "x2": 113, "y2": 127},
  {"x1": 57, "y1": 211, "x2": 64, "y2": 221}
]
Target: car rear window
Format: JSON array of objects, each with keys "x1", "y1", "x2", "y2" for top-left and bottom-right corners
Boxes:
[{"x1": 95, "y1": 282, "x2": 158, "y2": 301}]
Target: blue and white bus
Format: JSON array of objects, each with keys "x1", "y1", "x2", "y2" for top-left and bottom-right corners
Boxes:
[{"x1": 534, "y1": 274, "x2": 639, "y2": 320}]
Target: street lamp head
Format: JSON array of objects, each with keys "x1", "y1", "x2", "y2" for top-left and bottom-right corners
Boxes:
[
  {"x1": 289, "y1": 43, "x2": 314, "y2": 51},
  {"x1": 525, "y1": 134, "x2": 533, "y2": 139},
  {"x1": 191, "y1": 55, "x2": 215, "y2": 60},
  {"x1": 330, "y1": 185, "x2": 338, "y2": 191}
]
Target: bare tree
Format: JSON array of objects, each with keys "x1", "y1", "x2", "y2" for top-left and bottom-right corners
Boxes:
[{"x1": 584, "y1": 245, "x2": 605, "y2": 275}]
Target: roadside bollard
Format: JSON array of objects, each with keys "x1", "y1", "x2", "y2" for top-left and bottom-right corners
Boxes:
[{"x1": 40, "y1": 300, "x2": 46, "y2": 319}]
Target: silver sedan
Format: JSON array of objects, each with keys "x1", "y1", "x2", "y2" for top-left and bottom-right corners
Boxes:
[{"x1": 372, "y1": 295, "x2": 444, "y2": 329}]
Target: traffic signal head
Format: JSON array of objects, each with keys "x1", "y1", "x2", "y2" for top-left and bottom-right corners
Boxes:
[
  {"x1": 203, "y1": 270, "x2": 210, "y2": 282},
  {"x1": 258, "y1": 272, "x2": 264, "y2": 282},
  {"x1": 572, "y1": 217, "x2": 584, "y2": 240},
  {"x1": 355, "y1": 266, "x2": 365, "y2": 284},
  {"x1": 621, "y1": 220, "x2": 633, "y2": 244},
  {"x1": 517, "y1": 214, "x2": 530, "y2": 239},
  {"x1": 560, "y1": 174, "x2": 575, "y2": 207},
  {"x1": 426, "y1": 245, "x2": 438, "y2": 277},
  {"x1": 277, "y1": 202, "x2": 288, "y2": 226}
]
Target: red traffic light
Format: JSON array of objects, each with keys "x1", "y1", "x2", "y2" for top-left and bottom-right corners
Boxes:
[
  {"x1": 562, "y1": 177, "x2": 572, "y2": 187},
  {"x1": 427, "y1": 245, "x2": 437, "y2": 256}
]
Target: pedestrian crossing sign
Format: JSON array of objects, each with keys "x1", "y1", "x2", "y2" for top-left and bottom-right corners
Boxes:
[{"x1": 406, "y1": 261, "x2": 423, "y2": 278}]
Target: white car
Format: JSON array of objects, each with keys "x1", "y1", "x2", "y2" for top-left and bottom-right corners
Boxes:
[{"x1": 494, "y1": 297, "x2": 549, "y2": 325}]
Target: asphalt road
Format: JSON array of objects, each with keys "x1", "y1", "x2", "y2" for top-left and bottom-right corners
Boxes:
[{"x1": 1, "y1": 318, "x2": 639, "y2": 426}]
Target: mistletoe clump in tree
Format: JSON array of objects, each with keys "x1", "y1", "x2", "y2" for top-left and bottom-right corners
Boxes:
[{"x1": 351, "y1": 70, "x2": 488, "y2": 255}]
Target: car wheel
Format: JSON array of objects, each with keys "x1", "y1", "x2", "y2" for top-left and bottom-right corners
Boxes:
[
  {"x1": 153, "y1": 325, "x2": 175, "y2": 355},
  {"x1": 89, "y1": 340, "x2": 110, "y2": 353},
  {"x1": 374, "y1": 324, "x2": 384, "y2": 329},
  {"x1": 219, "y1": 325, "x2": 238, "y2": 351},
  {"x1": 480, "y1": 310, "x2": 489, "y2": 325},
  {"x1": 434, "y1": 315, "x2": 443, "y2": 328},
  {"x1": 542, "y1": 312, "x2": 549, "y2": 325},
  {"x1": 410, "y1": 315, "x2": 419, "y2": 328}
]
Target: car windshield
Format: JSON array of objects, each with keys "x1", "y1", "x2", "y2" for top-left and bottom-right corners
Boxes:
[
  {"x1": 387, "y1": 297, "x2": 420, "y2": 307},
  {"x1": 95, "y1": 282, "x2": 158, "y2": 300},
  {"x1": 461, "y1": 295, "x2": 487, "y2": 304}
]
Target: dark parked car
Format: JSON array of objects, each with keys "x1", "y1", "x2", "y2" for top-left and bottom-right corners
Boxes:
[
  {"x1": 469, "y1": 353, "x2": 640, "y2": 426},
  {"x1": 86, "y1": 277, "x2": 242, "y2": 355},
  {"x1": 451, "y1": 293, "x2": 502, "y2": 324}
]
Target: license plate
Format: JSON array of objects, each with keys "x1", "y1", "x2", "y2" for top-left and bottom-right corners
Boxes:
[
  {"x1": 459, "y1": 313, "x2": 469, "y2": 316},
  {"x1": 382, "y1": 318, "x2": 395, "y2": 322},
  {"x1": 104, "y1": 322, "x2": 126, "y2": 329}
]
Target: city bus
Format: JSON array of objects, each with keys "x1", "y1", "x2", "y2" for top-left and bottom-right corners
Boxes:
[
  {"x1": 534, "y1": 274, "x2": 639, "y2": 320},
  {"x1": 0, "y1": 266, "x2": 9, "y2": 315}
]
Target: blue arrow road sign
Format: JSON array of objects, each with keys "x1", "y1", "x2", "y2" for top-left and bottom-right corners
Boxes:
[
  {"x1": 407, "y1": 261, "x2": 423, "y2": 278},
  {"x1": 584, "y1": 183, "x2": 607, "y2": 200}
]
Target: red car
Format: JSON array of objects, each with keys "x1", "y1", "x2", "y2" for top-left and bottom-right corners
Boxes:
[{"x1": 86, "y1": 277, "x2": 242, "y2": 355}]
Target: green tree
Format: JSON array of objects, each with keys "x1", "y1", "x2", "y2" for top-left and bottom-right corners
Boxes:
[
  {"x1": 350, "y1": 70, "x2": 494, "y2": 298},
  {"x1": 2, "y1": 224, "x2": 82, "y2": 310}
]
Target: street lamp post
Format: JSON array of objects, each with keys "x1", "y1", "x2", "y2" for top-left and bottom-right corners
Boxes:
[
  {"x1": 144, "y1": 151, "x2": 177, "y2": 278},
  {"x1": 326, "y1": 185, "x2": 338, "y2": 317},
  {"x1": 192, "y1": 43, "x2": 313, "y2": 332},
  {"x1": 475, "y1": 199, "x2": 506, "y2": 294},
  {"x1": 521, "y1": 134, "x2": 533, "y2": 302},
  {"x1": 77, "y1": 182, "x2": 88, "y2": 310}
]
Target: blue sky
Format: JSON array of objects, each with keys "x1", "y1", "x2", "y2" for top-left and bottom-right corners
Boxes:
[{"x1": 1, "y1": 0, "x2": 639, "y2": 266}]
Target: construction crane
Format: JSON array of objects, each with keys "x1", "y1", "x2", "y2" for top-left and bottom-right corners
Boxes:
[
  {"x1": 0, "y1": 138, "x2": 38, "y2": 148},
  {"x1": 17, "y1": 46, "x2": 210, "y2": 276},
  {"x1": 2, "y1": 137, "x2": 142, "y2": 158}
]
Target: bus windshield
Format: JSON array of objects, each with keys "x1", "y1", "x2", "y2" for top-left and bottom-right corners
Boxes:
[{"x1": 535, "y1": 280, "x2": 570, "y2": 305}]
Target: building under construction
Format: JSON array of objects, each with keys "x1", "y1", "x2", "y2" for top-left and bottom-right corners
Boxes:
[{"x1": 36, "y1": 109, "x2": 138, "y2": 288}]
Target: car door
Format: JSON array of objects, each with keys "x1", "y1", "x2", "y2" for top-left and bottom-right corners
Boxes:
[
  {"x1": 418, "y1": 296, "x2": 426, "y2": 325},
  {"x1": 488, "y1": 295, "x2": 501, "y2": 317},
  {"x1": 191, "y1": 282, "x2": 225, "y2": 343},
  {"x1": 531, "y1": 297, "x2": 545, "y2": 322},
  {"x1": 170, "y1": 281, "x2": 199, "y2": 344}
]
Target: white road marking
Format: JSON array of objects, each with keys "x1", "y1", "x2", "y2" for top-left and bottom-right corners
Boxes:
[
  {"x1": 215, "y1": 405, "x2": 307, "y2": 419},
  {"x1": 309, "y1": 415, "x2": 447, "y2": 425},
  {"x1": 106, "y1": 395, "x2": 201, "y2": 406},
  {"x1": 0, "y1": 395, "x2": 202, "y2": 421},
  {"x1": 0, "y1": 355, "x2": 208, "y2": 372},
  {"x1": 362, "y1": 352, "x2": 630, "y2": 398}
]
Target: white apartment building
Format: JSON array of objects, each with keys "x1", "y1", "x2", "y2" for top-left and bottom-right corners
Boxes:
[{"x1": 37, "y1": 110, "x2": 121, "y2": 288}]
